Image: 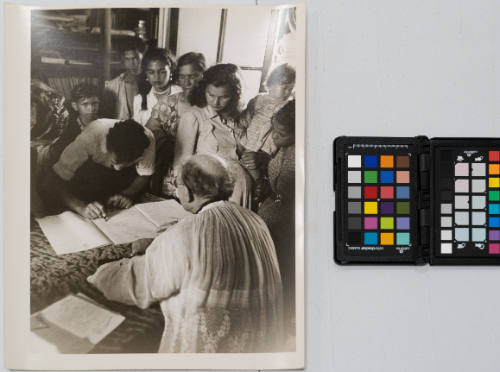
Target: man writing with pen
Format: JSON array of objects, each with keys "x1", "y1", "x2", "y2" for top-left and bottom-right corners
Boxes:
[{"x1": 43, "y1": 119, "x2": 155, "y2": 219}]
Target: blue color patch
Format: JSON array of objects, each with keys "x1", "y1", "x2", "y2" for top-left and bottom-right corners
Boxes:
[
  {"x1": 364, "y1": 155, "x2": 378, "y2": 168},
  {"x1": 490, "y1": 217, "x2": 500, "y2": 228},
  {"x1": 380, "y1": 171, "x2": 394, "y2": 184},
  {"x1": 396, "y1": 186, "x2": 410, "y2": 199},
  {"x1": 489, "y1": 204, "x2": 500, "y2": 215},
  {"x1": 364, "y1": 232, "x2": 378, "y2": 245}
]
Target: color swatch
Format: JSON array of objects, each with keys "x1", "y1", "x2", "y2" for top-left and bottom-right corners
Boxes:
[
  {"x1": 346, "y1": 153, "x2": 411, "y2": 249},
  {"x1": 439, "y1": 149, "x2": 500, "y2": 255}
]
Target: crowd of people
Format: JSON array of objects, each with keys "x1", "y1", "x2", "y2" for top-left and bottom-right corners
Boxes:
[{"x1": 31, "y1": 40, "x2": 297, "y2": 352}]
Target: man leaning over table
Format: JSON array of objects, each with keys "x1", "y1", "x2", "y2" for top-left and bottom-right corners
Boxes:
[{"x1": 42, "y1": 118, "x2": 155, "y2": 219}]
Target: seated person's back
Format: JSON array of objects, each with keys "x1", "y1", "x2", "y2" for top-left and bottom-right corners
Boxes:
[{"x1": 88, "y1": 154, "x2": 285, "y2": 353}]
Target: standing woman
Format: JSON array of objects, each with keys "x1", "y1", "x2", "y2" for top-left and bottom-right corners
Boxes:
[
  {"x1": 133, "y1": 48, "x2": 181, "y2": 127},
  {"x1": 147, "y1": 52, "x2": 206, "y2": 196},
  {"x1": 173, "y1": 63, "x2": 253, "y2": 208}
]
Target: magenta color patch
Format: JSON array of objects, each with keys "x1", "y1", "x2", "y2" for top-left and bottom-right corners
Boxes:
[
  {"x1": 489, "y1": 230, "x2": 500, "y2": 241},
  {"x1": 364, "y1": 217, "x2": 378, "y2": 230},
  {"x1": 489, "y1": 243, "x2": 500, "y2": 254}
]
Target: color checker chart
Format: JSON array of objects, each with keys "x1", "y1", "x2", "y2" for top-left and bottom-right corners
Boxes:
[
  {"x1": 334, "y1": 137, "x2": 422, "y2": 264},
  {"x1": 433, "y1": 143, "x2": 500, "y2": 260},
  {"x1": 335, "y1": 136, "x2": 500, "y2": 265},
  {"x1": 347, "y1": 154, "x2": 411, "y2": 247}
]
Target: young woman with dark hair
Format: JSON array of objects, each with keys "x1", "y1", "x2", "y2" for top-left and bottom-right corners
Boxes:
[
  {"x1": 132, "y1": 48, "x2": 181, "y2": 126},
  {"x1": 173, "y1": 63, "x2": 253, "y2": 208},
  {"x1": 146, "y1": 52, "x2": 207, "y2": 196}
]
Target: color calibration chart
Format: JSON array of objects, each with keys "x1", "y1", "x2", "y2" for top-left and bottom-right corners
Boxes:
[
  {"x1": 345, "y1": 150, "x2": 412, "y2": 253},
  {"x1": 439, "y1": 149, "x2": 500, "y2": 256}
]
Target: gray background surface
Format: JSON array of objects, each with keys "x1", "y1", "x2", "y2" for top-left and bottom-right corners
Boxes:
[{"x1": 2, "y1": 0, "x2": 500, "y2": 371}]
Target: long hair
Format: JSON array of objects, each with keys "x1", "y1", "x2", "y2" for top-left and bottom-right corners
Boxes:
[
  {"x1": 137, "y1": 48, "x2": 177, "y2": 110},
  {"x1": 188, "y1": 63, "x2": 242, "y2": 120},
  {"x1": 173, "y1": 52, "x2": 206, "y2": 83}
]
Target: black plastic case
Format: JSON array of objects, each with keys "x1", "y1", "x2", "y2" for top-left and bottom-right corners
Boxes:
[{"x1": 334, "y1": 136, "x2": 500, "y2": 265}]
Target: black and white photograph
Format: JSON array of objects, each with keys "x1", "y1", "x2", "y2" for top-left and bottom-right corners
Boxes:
[{"x1": 10, "y1": 3, "x2": 305, "y2": 366}]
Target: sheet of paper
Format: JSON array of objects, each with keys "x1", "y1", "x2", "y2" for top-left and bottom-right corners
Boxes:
[
  {"x1": 92, "y1": 207, "x2": 158, "y2": 245},
  {"x1": 135, "y1": 200, "x2": 192, "y2": 229},
  {"x1": 36, "y1": 211, "x2": 111, "y2": 254},
  {"x1": 30, "y1": 293, "x2": 125, "y2": 353}
]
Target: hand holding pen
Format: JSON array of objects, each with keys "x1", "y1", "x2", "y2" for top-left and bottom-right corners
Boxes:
[{"x1": 83, "y1": 201, "x2": 108, "y2": 220}]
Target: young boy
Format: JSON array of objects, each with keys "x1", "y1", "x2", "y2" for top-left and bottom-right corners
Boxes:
[
  {"x1": 45, "y1": 82, "x2": 100, "y2": 165},
  {"x1": 104, "y1": 39, "x2": 143, "y2": 120},
  {"x1": 44, "y1": 119, "x2": 155, "y2": 219}
]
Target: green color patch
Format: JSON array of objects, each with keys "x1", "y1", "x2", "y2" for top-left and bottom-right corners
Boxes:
[
  {"x1": 364, "y1": 171, "x2": 378, "y2": 184},
  {"x1": 490, "y1": 190, "x2": 500, "y2": 202},
  {"x1": 396, "y1": 201, "x2": 410, "y2": 214}
]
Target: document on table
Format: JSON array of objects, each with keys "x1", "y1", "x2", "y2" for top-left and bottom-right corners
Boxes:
[
  {"x1": 36, "y1": 211, "x2": 110, "y2": 254},
  {"x1": 36, "y1": 200, "x2": 192, "y2": 254},
  {"x1": 30, "y1": 293, "x2": 125, "y2": 354}
]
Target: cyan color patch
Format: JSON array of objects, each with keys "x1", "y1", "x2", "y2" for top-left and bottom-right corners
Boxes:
[
  {"x1": 396, "y1": 232, "x2": 410, "y2": 245},
  {"x1": 364, "y1": 232, "x2": 378, "y2": 245},
  {"x1": 489, "y1": 204, "x2": 500, "y2": 215}
]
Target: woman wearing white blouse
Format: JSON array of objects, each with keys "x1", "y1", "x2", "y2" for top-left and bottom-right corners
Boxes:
[
  {"x1": 132, "y1": 48, "x2": 182, "y2": 126},
  {"x1": 173, "y1": 64, "x2": 253, "y2": 209}
]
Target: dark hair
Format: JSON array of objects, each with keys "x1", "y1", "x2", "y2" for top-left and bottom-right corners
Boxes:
[
  {"x1": 118, "y1": 38, "x2": 145, "y2": 55},
  {"x1": 138, "y1": 48, "x2": 177, "y2": 110},
  {"x1": 272, "y1": 99, "x2": 295, "y2": 132},
  {"x1": 266, "y1": 63, "x2": 296, "y2": 87},
  {"x1": 188, "y1": 63, "x2": 242, "y2": 119},
  {"x1": 180, "y1": 156, "x2": 234, "y2": 201},
  {"x1": 173, "y1": 52, "x2": 206, "y2": 82},
  {"x1": 71, "y1": 83, "x2": 100, "y2": 103},
  {"x1": 106, "y1": 119, "x2": 150, "y2": 163}
]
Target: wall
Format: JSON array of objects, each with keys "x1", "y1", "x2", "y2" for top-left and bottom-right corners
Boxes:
[{"x1": 175, "y1": 6, "x2": 273, "y2": 103}]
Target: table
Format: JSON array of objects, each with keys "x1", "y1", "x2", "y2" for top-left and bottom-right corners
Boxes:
[{"x1": 30, "y1": 201, "x2": 165, "y2": 354}]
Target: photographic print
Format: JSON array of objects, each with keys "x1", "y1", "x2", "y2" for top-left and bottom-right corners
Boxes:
[{"x1": 4, "y1": 2, "x2": 305, "y2": 370}]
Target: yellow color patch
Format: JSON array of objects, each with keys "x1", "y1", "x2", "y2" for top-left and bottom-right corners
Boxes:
[
  {"x1": 380, "y1": 155, "x2": 394, "y2": 168},
  {"x1": 380, "y1": 232, "x2": 394, "y2": 245},
  {"x1": 490, "y1": 178, "x2": 500, "y2": 188},
  {"x1": 490, "y1": 164, "x2": 500, "y2": 175},
  {"x1": 364, "y1": 201, "x2": 378, "y2": 214}
]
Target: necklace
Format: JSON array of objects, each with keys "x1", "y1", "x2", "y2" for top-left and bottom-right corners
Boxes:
[{"x1": 153, "y1": 86, "x2": 170, "y2": 96}]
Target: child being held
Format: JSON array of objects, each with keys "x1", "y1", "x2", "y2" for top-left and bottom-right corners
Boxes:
[{"x1": 239, "y1": 64, "x2": 295, "y2": 197}]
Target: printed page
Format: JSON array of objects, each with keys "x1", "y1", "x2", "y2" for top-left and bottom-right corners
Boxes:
[
  {"x1": 30, "y1": 293, "x2": 125, "y2": 353},
  {"x1": 36, "y1": 211, "x2": 111, "y2": 254},
  {"x1": 92, "y1": 207, "x2": 158, "y2": 244},
  {"x1": 135, "y1": 200, "x2": 193, "y2": 230}
]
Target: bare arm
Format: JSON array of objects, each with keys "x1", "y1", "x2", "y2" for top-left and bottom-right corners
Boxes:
[
  {"x1": 121, "y1": 175, "x2": 150, "y2": 199},
  {"x1": 43, "y1": 171, "x2": 106, "y2": 219},
  {"x1": 88, "y1": 230, "x2": 187, "y2": 309},
  {"x1": 173, "y1": 111, "x2": 199, "y2": 173}
]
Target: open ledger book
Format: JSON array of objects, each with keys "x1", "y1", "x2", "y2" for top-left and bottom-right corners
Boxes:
[{"x1": 36, "y1": 200, "x2": 192, "y2": 254}]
